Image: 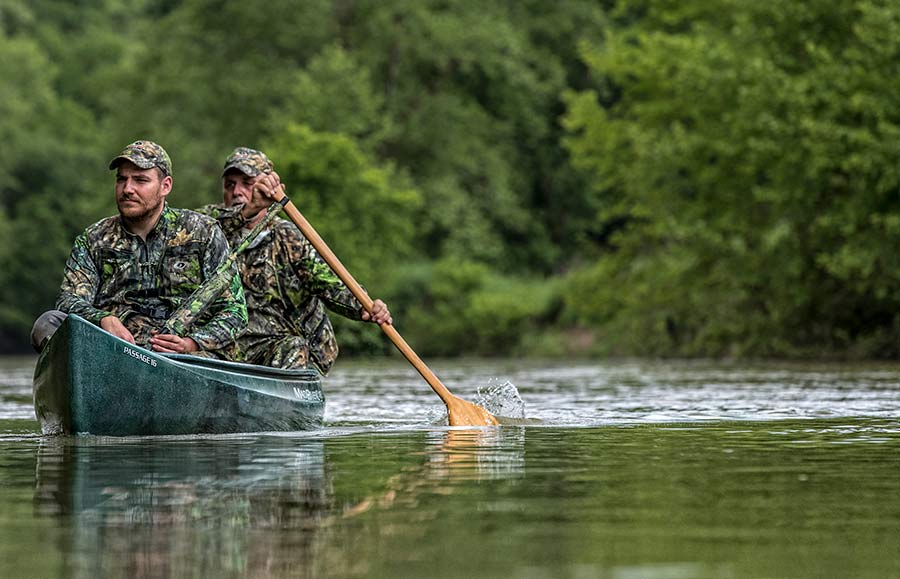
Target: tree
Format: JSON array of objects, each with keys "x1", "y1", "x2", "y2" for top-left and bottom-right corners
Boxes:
[
  {"x1": 0, "y1": 25, "x2": 109, "y2": 349},
  {"x1": 563, "y1": 0, "x2": 900, "y2": 357}
]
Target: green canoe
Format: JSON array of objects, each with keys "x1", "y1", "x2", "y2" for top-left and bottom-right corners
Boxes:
[{"x1": 33, "y1": 314, "x2": 325, "y2": 436}]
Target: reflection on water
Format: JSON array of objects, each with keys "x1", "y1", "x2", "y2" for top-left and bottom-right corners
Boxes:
[
  {"x1": 3, "y1": 357, "x2": 900, "y2": 578},
  {"x1": 0, "y1": 422, "x2": 898, "y2": 578},
  {"x1": 33, "y1": 436, "x2": 333, "y2": 579},
  {"x1": 425, "y1": 427, "x2": 525, "y2": 481},
  {"x1": 21, "y1": 428, "x2": 527, "y2": 579},
  {"x1": 339, "y1": 429, "x2": 525, "y2": 521}
]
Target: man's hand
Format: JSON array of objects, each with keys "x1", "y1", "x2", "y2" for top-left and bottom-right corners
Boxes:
[
  {"x1": 100, "y1": 315, "x2": 136, "y2": 344},
  {"x1": 242, "y1": 171, "x2": 284, "y2": 220},
  {"x1": 362, "y1": 299, "x2": 392, "y2": 325},
  {"x1": 148, "y1": 333, "x2": 200, "y2": 354}
]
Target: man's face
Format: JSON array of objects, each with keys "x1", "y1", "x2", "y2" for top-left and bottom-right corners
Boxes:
[
  {"x1": 222, "y1": 169, "x2": 255, "y2": 207},
  {"x1": 115, "y1": 162, "x2": 171, "y2": 222}
]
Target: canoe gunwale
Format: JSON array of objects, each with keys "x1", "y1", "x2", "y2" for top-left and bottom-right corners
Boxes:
[{"x1": 163, "y1": 352, "x2": 321, "y2": 380}]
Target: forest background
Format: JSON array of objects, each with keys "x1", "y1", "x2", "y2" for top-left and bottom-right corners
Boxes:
[{"x1": 2, "y1": 0, "x2": 899, "y2": 360}]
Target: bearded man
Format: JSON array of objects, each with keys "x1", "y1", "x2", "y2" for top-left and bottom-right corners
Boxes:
[{"x1": 31, "y1": 140, "x2": 247, "y2": 358}]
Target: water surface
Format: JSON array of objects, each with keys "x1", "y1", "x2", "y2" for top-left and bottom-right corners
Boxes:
[{"x1": 2, "y1": 356, "x2": 900, "y2": 579}]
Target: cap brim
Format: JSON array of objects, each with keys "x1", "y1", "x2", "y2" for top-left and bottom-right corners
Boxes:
[
  {"x1": 109, "y1": 155, "x2": 157, "y2": 171},
  {"x1": 222, "y1": 162, "x2": 262, "y2": 177}
]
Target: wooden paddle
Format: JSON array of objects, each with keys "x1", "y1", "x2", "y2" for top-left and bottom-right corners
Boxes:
[{"x1": 272, "y1": 189, "x2": 499, "y2": 427}]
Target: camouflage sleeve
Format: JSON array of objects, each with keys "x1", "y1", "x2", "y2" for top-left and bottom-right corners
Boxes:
[
  {"x1": 281, "y1": 226, "x2": 364, "y2": 321},
  {"x1": 54, "y1": 232, "x2": 116, "y2": 325},
  {"x1": 186, "y1": 225, "x2": 248, "y2": 351}
]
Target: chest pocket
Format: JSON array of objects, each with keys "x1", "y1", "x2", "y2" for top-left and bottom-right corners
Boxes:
[
  {"x1": 163, "y1": 242, "x2": 204, "y2": 291},
  {"x1": 97, "y1": 248, "x2": 138, "y2": 294}
]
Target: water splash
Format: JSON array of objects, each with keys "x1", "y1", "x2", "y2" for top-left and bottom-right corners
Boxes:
[{"x1": 474, "y1": 379, "x2": 526, "y2": 420}]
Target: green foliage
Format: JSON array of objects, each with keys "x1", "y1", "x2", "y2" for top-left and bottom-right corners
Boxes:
[
  {"x1": 271, "y1": 45, "x2": 388, "y2": 148},
  {"x1": 344, "y1": 0, "x2": 605, "y2": 271},
  {"x1": 394, "y1": 258, "x2": 561, "y2": 357},
  {"x1": 8, "y1": 0, "x2": 897, "y2": 360},
  {"x1": 0, "y1": 16, "x2": 110, "y2": 348},
  {"x1": 263, "y1": 124, "x2": 419, "y2": 287},
  {"x1": 563, "y1": 0, "x2": 900, "y2": 357},
  {"x1": 2, "y1": 0, "x2": 608, "y2": 352}
]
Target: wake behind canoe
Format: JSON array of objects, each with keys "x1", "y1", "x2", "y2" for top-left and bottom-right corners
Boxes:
[{"x1": 33, "y1": 314, "x2": 325, "y2": 436}]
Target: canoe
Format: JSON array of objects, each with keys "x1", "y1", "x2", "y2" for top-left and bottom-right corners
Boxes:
[{"x1": 33, "y1": 314, "x2": 325, "y2": 436}]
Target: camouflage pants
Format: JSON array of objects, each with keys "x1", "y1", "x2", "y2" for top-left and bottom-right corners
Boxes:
[
  {"x1": 124, "y1": 313, "x2": 239, "y2": 360},
  {"x1": 241, "y1": 335, "x2": 310, "y2": 370}
]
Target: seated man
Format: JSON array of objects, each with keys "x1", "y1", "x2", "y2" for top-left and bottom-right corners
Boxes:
[
  {"x1": 32, "y1": 140, "x2": 247, "y2": 358},
  {"x1": 196, "y1": 147, "x2": 391, "y2": 373}
]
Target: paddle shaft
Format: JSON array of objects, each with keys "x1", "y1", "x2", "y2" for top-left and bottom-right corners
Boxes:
[{"x1": 277, "y1": 195, "x2": 458, "y2": 406}]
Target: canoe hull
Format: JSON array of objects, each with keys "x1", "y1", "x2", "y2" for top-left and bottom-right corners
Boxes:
[{"x1": 33, "y1": 315, "x2": 325, "y2": 435}]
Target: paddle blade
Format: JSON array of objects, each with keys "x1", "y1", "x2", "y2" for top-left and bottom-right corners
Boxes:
[{"x1": 446, "y1": 396, "x2": 500, "y2": 426}]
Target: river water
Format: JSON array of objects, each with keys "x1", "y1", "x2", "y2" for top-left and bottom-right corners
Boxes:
[{"x1": 1, "y1": 355, "x2": 899, "y2": 579}]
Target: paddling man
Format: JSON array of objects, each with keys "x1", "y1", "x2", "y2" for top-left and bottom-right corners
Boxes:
[
  {"x1": 196, "y1": 147, "x2": 391, "y2": 373},
  {"x1": 31, "y1": 140, "x2": 248, "y2": 358}
]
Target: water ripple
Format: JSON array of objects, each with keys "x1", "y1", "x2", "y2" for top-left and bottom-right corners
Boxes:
[{"x1": 3, "y1": 357, "x2": 900, "y2": 431}]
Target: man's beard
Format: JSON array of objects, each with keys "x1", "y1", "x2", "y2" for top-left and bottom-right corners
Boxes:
[{"x1": 118, "y1": 189, "x2": 164, "y2": 225}]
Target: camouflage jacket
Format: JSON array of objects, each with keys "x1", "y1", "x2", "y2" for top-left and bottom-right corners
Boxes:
[
  {"x1": 196, "y1": 204, "x2": 363, "y2": 374},
  {"x1": 56, "y1": 204, "x2": 248, "y2": 352}
]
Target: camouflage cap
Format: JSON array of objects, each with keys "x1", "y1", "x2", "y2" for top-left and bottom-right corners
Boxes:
[
  {"x1": 108, "y1": 140, "x2": 172, "y2": 177},
  {"x1": 222, "y1": 147, "x2": 273, "y2": 177}
]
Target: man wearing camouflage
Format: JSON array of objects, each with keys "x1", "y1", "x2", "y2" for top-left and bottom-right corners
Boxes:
[
  {"x1": 31, "y1": 140, "x2": 248, "y2": 357},
  {"x1": 196, "y1": 147, "x2": 391, "y2": 374}
]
